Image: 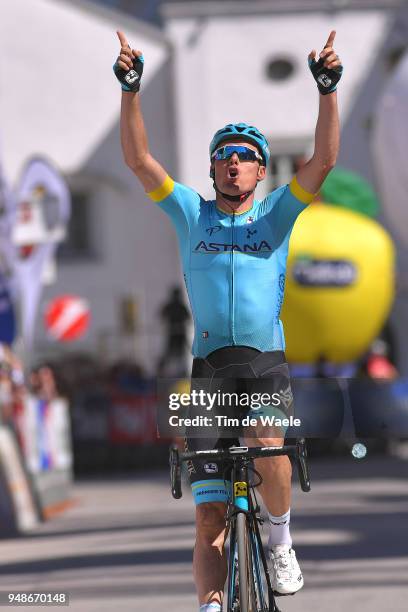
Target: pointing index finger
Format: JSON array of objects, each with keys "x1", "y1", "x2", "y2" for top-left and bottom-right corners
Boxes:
[
  {"x1": 324, "y1": 30, "x2": 336, "y2": 48},
  {"x1": 116, "y1": 30, "x2": 129, "y2": 48}
]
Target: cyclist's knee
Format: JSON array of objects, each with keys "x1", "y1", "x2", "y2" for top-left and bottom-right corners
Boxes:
[{"x1": 195, "y1": 502, "x2": 227, "y2": 545}]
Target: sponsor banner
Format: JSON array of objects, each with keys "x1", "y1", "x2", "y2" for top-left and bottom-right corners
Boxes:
[
  {"x1": 109, "y1": 393, "x2": 158, "y2": 444},
  {"x1": 12, "y1": 157, "x2": 71, "y2": 352},
  {"x1": 292, "y1": 257, "x2": 357, "y2": 287}
]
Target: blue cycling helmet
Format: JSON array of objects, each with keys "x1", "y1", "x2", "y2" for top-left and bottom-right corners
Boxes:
[{"x1": 209, "y1": 123, "x2": 270, "y2": 166}]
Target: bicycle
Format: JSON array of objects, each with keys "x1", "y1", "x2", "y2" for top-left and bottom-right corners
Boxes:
[{"x1": 170, "y1": 438, "x2": 311, "y2": 612}]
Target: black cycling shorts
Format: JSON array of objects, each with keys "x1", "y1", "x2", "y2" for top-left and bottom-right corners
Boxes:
[{"x1": 184, "y1": 346, "x2": 293, "y2": 505}]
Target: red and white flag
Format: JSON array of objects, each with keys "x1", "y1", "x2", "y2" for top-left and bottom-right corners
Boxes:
[{"x1": 44, "y1": 295, "x2": 90, "y2": 342}]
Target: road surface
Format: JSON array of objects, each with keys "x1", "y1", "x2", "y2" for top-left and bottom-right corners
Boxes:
[{"x1": 0, "y1": 453, "x2": 407, "y2": 611}]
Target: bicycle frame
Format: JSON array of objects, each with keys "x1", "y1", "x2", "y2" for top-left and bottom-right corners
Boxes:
[
  {"x1": 226, "y1": 454, "x2": 277, "y2": 611},
  {"x1": 170, "y1": 440, "x2": 311, "y2": 611}
]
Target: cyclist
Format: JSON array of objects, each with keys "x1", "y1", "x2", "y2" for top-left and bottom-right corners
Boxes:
[{"x1": 114, "y1": 29, "x2": 342, "y2": 611}]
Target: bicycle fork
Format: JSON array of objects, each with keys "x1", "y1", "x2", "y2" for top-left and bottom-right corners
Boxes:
[{"x1": 229, "y1": 461, "x2": 281, "y2": 612}]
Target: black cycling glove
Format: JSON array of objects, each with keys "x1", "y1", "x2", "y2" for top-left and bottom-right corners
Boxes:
[
  {"x1": 308, "y1": 56, "x2": 343, "y2": 95},
  {"x1": 113, "y1": 53, "x2": 144, "y2": 92}
]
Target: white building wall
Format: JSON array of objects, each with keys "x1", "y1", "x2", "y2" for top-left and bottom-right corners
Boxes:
[
  {"x1": 0, "y1": 0, "x2": 183, "y2": 370},
  {"x1": 165, "y1": 9, "x2": 390, "y2": 198},
  {"x1": 39, "y1": 55, "x2": 183, "y2": 370},
  {"x1": 0, "y1": 0, "x2": 168, "y2": 181}
]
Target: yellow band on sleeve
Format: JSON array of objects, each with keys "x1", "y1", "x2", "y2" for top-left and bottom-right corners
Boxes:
[
  {"x1": 147, "y1": 175, "x2": 175, "y2": 202},
  {"x1": 289, "y1": 176, "x2": 316, "y2": 205}
]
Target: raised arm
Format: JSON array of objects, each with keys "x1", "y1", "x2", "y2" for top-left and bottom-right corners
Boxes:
[
  {"x1": 114, "y1": 31, "x2": 167, "y2": 193},
  {"x1": 296, "y1": 31, "x2": 342, "y2": 195}
]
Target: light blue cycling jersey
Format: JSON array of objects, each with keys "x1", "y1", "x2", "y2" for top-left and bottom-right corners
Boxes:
[{"x1": 148, "y1": 175, "x2": 313, "y2": 358}]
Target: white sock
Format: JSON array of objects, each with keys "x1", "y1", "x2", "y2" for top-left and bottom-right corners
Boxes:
[
  {"x1": 199, "y1": 604, "x2": 221, "y2": 612},
  {"x1": 268, "y1": 509, "x2": 292, "y2": 548}
]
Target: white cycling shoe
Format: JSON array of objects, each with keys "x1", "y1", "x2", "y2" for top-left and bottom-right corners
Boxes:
[{"x1": 269, "y1": 544, "x2": 304, "y2": 595}]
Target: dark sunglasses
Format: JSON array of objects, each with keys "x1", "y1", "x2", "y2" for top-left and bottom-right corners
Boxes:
[{"x1": 212, "y1": 145, "x2": 263, "y2": 163}]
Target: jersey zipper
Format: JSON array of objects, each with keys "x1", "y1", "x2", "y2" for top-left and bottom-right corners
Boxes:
[{"x1": 231, "y1": 212, "x2": 236, "y2": 344}]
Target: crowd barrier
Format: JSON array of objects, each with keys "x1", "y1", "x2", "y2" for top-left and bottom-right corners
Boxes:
[
  {"x1": 71, "y1": 382, "x2": 170, "y2": 472},
  {"x1": 0, "y1": 394, "x2": 73, "y2": 535},
  {"x1": 0, "y1": 425, "x2": 38, "y2": 536},
  {"x1": 71, "y1": 376, "x2": 408, "y2": 470}
]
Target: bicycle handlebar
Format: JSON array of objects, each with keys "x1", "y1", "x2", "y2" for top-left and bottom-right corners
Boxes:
[{"x1": 170, "y1": 439, "x2": 311, "y2": 499}]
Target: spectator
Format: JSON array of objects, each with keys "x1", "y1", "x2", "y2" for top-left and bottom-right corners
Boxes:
[
  {"x1": 157, "y1": 286, "x2": 190, "y2": 376},
  {"x1": 29, "y1": 364, "x2": 59, "y2": 401}
]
